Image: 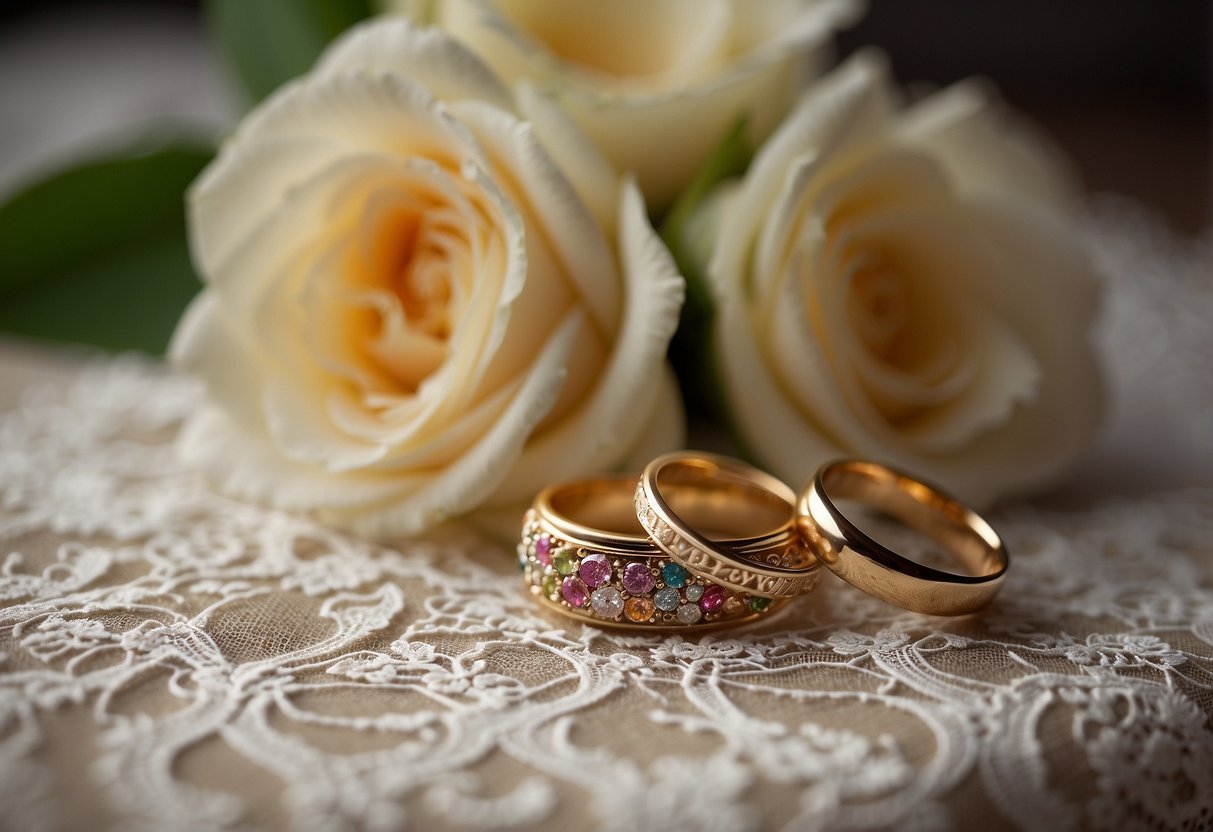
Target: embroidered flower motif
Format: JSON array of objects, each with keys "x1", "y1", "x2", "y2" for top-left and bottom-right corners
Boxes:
[{"x1": 1059, "y1": 633, "x2": 1187, "y2": 669}]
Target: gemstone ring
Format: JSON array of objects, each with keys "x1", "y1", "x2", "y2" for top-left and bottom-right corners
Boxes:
[{"x1": 519, "y1": 472, "x2": 812, "y2": 630}]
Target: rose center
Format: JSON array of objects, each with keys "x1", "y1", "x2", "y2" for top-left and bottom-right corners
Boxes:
[
  {"x1": 848, "y1": 261, "x2": 910, "y2": 358},
  {"x1": 845, "y1": 251, "x2": 960, "y2": 390},
  {"x1": 393, "y1": 222, "x2": 453, "y2": 341},
  {"x1": 345, "y1": 195, "x2": 475, "y2": 395}
]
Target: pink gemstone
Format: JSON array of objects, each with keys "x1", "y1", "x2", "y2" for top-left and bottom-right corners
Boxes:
[
  {"x1": 561, "y1": 577, "x2": 589, "y2": 607},
  {"x1": 579, "y1": 553, "x2": 612, "y2": 588},
  {"x1": 535, "y1": 535, "x2": 553, "y2": 566},
  {"x1": 699, "y1": 585, "x2": 726, "y2": 613},
  {"x1": 622, "y1": 562, "x2": 655, "y2": 595}
]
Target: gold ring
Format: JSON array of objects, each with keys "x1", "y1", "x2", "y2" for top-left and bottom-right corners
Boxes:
[
  {"x1": 520, "y1": 474, "x2": 794, "y2": 630},
  {"x1": 634, "y1": 452, "x2": 822, "y2": 598},
  {"x1": 796, "y1": 460, "x2": 1008, "y2": 615}
]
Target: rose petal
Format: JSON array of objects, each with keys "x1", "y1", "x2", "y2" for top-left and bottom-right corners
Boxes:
[
  {"x1": 927, "y1": 200, "x2": 1102, "y2": 498},
  {"x1": 178, "y1": 408, "x2": 419, "y2": 510},
  {"x1": 756, "y1": 152, "x2": 957, "y2": 451},
  {"x1": 169, "y1": 291, "x2": 268, "y2": 434},
  {"x1": 895, "y1": 78, "x2": 1081, "y2": 218},
  {"x1": 729, "y1": 0, "x2": 864, "y2": 53},
  {"x1": 335, "y1": 310, "x2": 585, "y2": 535},
  {"x1": 706, "y1": 48, "x2": 1102, "y2": 507},
  {"x1": 315, "y1": 17, "x2": 514, "y2": 110},
  {"x1": 263, "y1": 377, "x2": 388, "y2": 471},
  {"x1": 192, "y1": 70, "x2": 488, "y2": 280},
  {"x1": 752, "y1": 146, "x2": 951, "y2": 315},
  {"x1": 710, "y1": 50, "x2": 893, "y2": 305},
  {"x1": 484, "y1": 178, "x2": 685, "y2": 504},
  {"x1": 325, "y1": 374, "x2": 519, "y2": 469},
  {"x1": 894, "y1": 302, "x2": 1039, "y2": 453},
  {"x1": 467, "y1": 366, "x2": 684, "y2": 541},
  {"x1": 826, "y1": 204, "x2": 1042, "y2": 449},
  {"x1": 199, "y1": 154, "x2": 387, "y2": 334},
  {"x1": 514, "y1": 83, "x2": 618, "y2": 234},
  {"x1": 560, "y1": 53, "x2": 809, "y2": 208},
  {"x1": 713, "y1": 281, "x2": 841, "y2": 489},
  {"x1": 189, "y1": 135, "x2": 338, "y2": 282},
  {"x1": 451, "y1": 98, "x2": 621, "y2": 335}
]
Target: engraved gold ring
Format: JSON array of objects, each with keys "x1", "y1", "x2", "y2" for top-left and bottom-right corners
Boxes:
[
  {"x1": 635, "y1": 452, "x2": 822, "y2": 598},
  {"x1": 518, "y1": 473, "x2": 809, "y2": 629}
]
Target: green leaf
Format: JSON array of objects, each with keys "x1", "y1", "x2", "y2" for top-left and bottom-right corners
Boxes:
[
  {"x1": 0, "y1": 143, "x2": 214, "y2": 354},
  {"x1": 659, "y1": 117, "x2": 753, "y2": 305},
  {"x1": 207, "y1": 0, "x2": 373, "y2": 106},
  {"x1": 658, "y1": 119, "x2": 754, "y2": 425}
]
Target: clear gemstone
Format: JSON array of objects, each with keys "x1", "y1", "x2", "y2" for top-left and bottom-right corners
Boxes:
[
  {"x1": 675, "y1": 603, "x2": 702, "y2": 624},
  {"x1": 653, "y1": 587, "x2": 680, "y2": 611},
  {"x1": 684, "y1": 584, "x2": 704, "y2": 602},
  {"x1": 579, "y1": 553, "x2": 612, "y2": 587},
  {"x1": 622, "y1": 562, "x2": 655, "y2": 595},
  {"x1": 590, "y1": 587, "x2": 624, "y2": 619}
]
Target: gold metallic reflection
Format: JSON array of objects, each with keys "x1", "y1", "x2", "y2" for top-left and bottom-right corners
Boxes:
[
  {"x1": 798, "y1": 459, "x2": 1009, "y2": 615},
  {"x1": 544, "y1": 473, "x2": 791, "y2": 542}
]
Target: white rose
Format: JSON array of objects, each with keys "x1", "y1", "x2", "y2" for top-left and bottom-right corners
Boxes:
[
  {"x1": 170, "y1": 19, "x2": 686, "y2": 536},
  {"x1": 387, "y1": 0, "x2": 863, "y2": 208},
  {"x1": 705, "y1": 53, "x2": 1103, "y2": 506}
]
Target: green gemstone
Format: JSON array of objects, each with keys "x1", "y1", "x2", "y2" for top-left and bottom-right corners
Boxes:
[
  {"x1": 542, "y1": 573, "x2": 559, "y2": 598},
  {"x1": 748, "y1": 596, "x2": 771, "y2": 612},
  {"x1": 552, "y1": 548, "x2": 578, "y2": 576}
]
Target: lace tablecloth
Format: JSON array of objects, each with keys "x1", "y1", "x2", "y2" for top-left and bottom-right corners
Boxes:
[{"x1": 1, "y1": 203, "x2": 1211, "y2": 832}]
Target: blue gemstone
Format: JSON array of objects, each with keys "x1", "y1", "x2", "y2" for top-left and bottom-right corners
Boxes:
[
  {"x1": 654, "y1": 587, "x2": 680, "y2": 612},
  {"x1": 661, "y1": 562, "x2": 688, "y2": 588}
]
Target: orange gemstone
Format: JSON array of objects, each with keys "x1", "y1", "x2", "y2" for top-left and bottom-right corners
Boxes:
[
  {"x1": 722, "y1": 595, "x2": 747, "y2": 616},
  {"x1": 624, "y1": 596, "x2": 655, "y2": 623}
]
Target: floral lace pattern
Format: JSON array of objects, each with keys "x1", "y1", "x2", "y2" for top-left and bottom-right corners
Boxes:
[{"x1": 1, "y1": 204, "x2": 1212, "y2": 831}]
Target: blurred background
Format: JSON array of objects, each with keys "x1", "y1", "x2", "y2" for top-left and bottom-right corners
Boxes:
[
  {"x1": 839, "y1": 0, "x2": 1211, "y2": 235},
  {"x1": 2, "y1": 0, "x2": 1207, "y2": 223},
  {"x1": 0, "y1": 0, "x2": 1209, "y2": 354}
]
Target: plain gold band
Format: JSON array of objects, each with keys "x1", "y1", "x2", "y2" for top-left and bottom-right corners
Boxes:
[
  {"x1": 795, "y1": 459, "x2": 1008, "y2": 616},
  {"x1": 636, "y1": 452, "x2": 822, "y2": 598}
]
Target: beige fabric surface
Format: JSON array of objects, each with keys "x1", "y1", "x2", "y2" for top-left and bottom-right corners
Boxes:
[{"x1": 1, "y1": 205, "x2": 1212, "y2": 832}]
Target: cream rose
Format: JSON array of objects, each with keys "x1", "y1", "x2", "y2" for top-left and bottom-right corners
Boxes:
[
  {"x1": 704, "y1": 53, "x2": 1103, "y2": 505},
  {"x1": 387, "y1": 0, "x2": 863, "y2": 208},
  {"x1": 170, "y1": 19, "x2": 686, "y2": 536}
]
